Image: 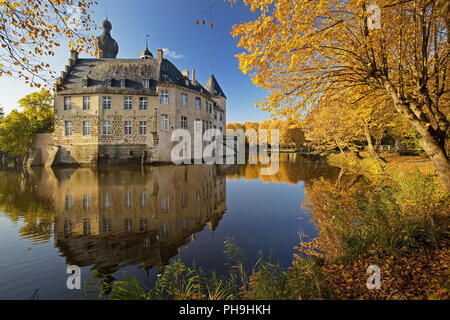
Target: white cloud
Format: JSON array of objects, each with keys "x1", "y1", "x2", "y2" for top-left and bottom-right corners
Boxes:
[{"x1": 161, "y1": 48, "x2": 184, "y2": 59}]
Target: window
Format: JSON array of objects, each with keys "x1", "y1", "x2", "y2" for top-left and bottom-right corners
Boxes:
[
  {"x1": 181, "y1": 93, "x2": 187, "y2": 106},
  {"x1": 83, "y1": 219, "x2": 91, "y2": 236},
  {"x1": 196, "y1": 97, "x2": 201, "y2": 110},
  {"x1": 103, "y1": 192, "x2": 110, "y2": 209},
  {"x1": 139, "y1": 97, "x2": 148, "y2": 110},
  {"x1": 106, "y1": 79, "x2": 112, "y2": 87},
  {"x1": 195, "y1": 120, "x2": 202, "y2": 133},
  {"x1": 185, "y1": 79, "x2": 189, "y2": 86},
  {"x1": 120, "y1": 79, "x2": 126, "y2": 88},
  {"x1": 124, "y1": 96, "x2": 132, "y2": 110},
  {"x1": 124, "y1": 219, "x2": 132, "y2": 232},
  {"x1": 103, "y1": 96, "x2": 111, "y2": 109},
  {"x1": 140, "y1": 192, "x2": 147, "y2": 207},
  {"x1": 160, "y1": 90, "x2": 169, "y2": 104},
  {"x1": 102, "y1": 120, "x2": 111, "y2": 135},
  {"x1": 161, "y1": 114, "x2": 169, "y2": 131},
  {"x1": 124, "y1": 121, "x2": 132, "y2": 136},
  {"x1": 209, "y1": 103, "x2": 212, "y2": 113},
  {"x1": 214, "y1": 111, "x2": 217, "y2": 120},
  {"x1": 143, "y1": 79, "x2": 150, "y2": 88},
  {"x1": 219, "y1": 112, "x2": 223, "y2": 121},
  {"x1": 65, "y1": 194, "x2": 73, "y2": 210},
  {"x1": 65, "y1": 121, "x2": 73, "y2": 136},
  {"x1": 82, "y1": 78, "x2": 88, "y2": 87},
  {"x1": 64, "y1": 97, "x2": 71, "y2": 110},
  {"x1": 125, "y1": 192, "x2": 132, "y2": 208},
  {"x1": 161, "y1": 222, "x2": 169, "y2": 236},
  {"x1": 219, "y1": 126, "x2": 223, "y2": 133},
  {"x1": 103, "y1": 219, "x2": 111, "y2": 233},
  {"x1": 161, "y1": 195, "x2": 169, "y2": 213},
  {"x1": 83, "y1": 96, "x2": 90, "y2": 110},
  {"x1": 83, "y1": 194, "x2": 91, "y2": 210},
  {"x1": 83, "y1": 121, "x2": 90, "y2": 136},
  {"x1": 181, "y1": 192, "x2": 188, "y2": 208},
  {"x1": 181, "y1": 116, "x2": 187, "y2": 129},
  {"x1": 139, "y1": 121, "x2": 147, "y2": 135},
  {"x1": 139, "y1": 218, "x2": 148, "y2": 231},
  {"x1": 64, "y1": 220, "x2": 72, "y2": 234}
]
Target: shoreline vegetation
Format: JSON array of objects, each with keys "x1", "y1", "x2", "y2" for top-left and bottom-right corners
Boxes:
[{"x1": 84, "y1": 153, "x2": 449, "y2": 300}]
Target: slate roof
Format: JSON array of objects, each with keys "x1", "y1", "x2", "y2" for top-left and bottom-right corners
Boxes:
[
  {"x1": 58, "y1": 56, "x2": 225, "y2": 100},
  {"x1": 205, "y1": 74, "x2": 226, "y2": 98}
]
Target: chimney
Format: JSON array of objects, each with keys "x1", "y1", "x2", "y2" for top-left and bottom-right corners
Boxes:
[
  {"x1": 70, "y1": 50, "x2": 79, "y2": 62},
  {"x1": 182, "y1": 70, "x2": 190, "y2": 79},
  {"x1": 157, "y1": 49, "x2": 163, "y2": 62},
  {"x1": 191, "y1": 68, "x2": 196, "y2": 84}
]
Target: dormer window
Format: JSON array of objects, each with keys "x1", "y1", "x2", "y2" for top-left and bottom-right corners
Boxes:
[
  {"x1": 185, "y1": 79, "x2": 189, "y2": 86},
  {"x1": 143, "y1": 79, "x2": 150, "y2": 89},
  {"x1": 82, "y1": 78, "x2": 88, "y2": 88},
  {"x1": 106, "y1": 79, "x2": 112, "y2": 88},
  {"x1": 120, "y1": 79, "x2": 126, "y2": 88}
]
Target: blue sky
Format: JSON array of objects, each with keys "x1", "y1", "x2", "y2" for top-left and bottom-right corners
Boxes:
[{"x1": 0, "y1": 0, "x2": 270, "y2": 123}]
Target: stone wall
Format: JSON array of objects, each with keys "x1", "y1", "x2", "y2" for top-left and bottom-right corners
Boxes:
[{"x1": 53, "y1": 85, "x2": 227, "y2": 165}]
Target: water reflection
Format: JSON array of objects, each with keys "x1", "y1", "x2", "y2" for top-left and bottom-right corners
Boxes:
[
  {"x1": 0, "y1": 154, "x2": 342, "y2": 298},
  {"x1": 1, "y1": 165, "x2": 228, "y2": 278}
]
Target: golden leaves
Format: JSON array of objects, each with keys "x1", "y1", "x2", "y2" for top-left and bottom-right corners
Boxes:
[{"x1": 0, "y1": 0, "x2": 97, "y2": 87}]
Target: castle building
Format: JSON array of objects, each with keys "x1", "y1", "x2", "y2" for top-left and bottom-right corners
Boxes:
[{"x1": 53, "y1": 19, "x2": 226, "y2": 165}]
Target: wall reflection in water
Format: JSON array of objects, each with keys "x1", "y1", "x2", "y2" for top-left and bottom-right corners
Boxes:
[{"x1": 10, "y1": 165, "x2": 227, "y2": 278}]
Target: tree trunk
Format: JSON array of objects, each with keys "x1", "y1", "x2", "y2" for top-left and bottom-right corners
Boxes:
[
  {"x1": 383, "y1": 81, "x2": 450, "y2": 191},
  {"x1": 417, "y1": 129, "x2": 450, "y2": 190},
  {"x1": 363, "y1": 124, "x2": 387, "y2": 165}
]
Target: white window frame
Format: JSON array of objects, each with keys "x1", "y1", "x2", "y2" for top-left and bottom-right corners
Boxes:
[
  {"x1": 106, "y1": 79, "x2": 112, "y2": 88},
  {"x1": 139, "y1": 121, "x2": 147, "y2": 136},
  {"x1": 139, "y1": 97, "x2": 148, "y2": 110},
  {"x1": 181, "y1": 116, "x2": 187, "y2": 129},
  {"x1": 181, "y1": 93, "x2": 187, "y2": 106},
  {"x1": 83, "y1": 96, "x2": 90, "y2": 110},
  {"x1": 143, "y1": 79, "x2": 150, "y2": 89},
  {"x1": 83, "y1": 121, "x2": 90, "y2": 136},
  {"x1": 194, "y1": 120, "x2": 202, "y2": 133},
  {"x1": 64, "y1": 97, "x2": 71, "y2": 110},
  {"x1": 102, "y1": 120, "x2": 111, "y2": 135},
  {"x1": 161, "y1": 114, "x2": 169, "y2": 131},
  {"x1": 160, "y1": 90, "x2": 169, "y2": 104},
  {"x1": 65, "y1": 121, "x2": 73, "y2": 136},
  {"x1": 120, "y1": 79, "x2": 126, "y2": 88},
  {"x1": 103, "y1": 96, "x2": 111, "y2": 109},
  {"x1": 124, "y1": 96, "x2": 132, "y2": 110},
  {"x1": 195, "y1": 97, "x2": 201, "y2": 110},
  {"x1": 124, "y1": 120, "x2": 132, "y2": 136}
]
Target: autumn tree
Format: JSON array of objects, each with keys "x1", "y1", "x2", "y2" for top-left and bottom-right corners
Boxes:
[
  {"x1": 19, "y1": 89, "x2": 54, "y2": 133},
  {"x1": 0, "y1": 0, "x2": 97, "y2": 86},
  {"x1": 0, "y1": 109, "x2": 33, "y2": 160},
  {"x1": 232, "y1": 0, "x2": 450, "y2": 190}
]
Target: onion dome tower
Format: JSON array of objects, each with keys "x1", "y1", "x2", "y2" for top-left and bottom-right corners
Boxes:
[
  {"x1": 140, "y1": 36, "x2": 153, "y2": 59},
  {"x1": 94, "y1": 19, "x2": 119, "y2": 58}
]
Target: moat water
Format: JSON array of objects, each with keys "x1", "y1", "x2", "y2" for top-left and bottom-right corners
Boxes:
[{"x1": 0, "y1": 154, "x2": 339, "y2": 299}]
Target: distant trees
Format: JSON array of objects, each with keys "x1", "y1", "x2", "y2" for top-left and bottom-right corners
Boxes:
[
  {"x1": 0, "y1": 89, "x2": 54, "y2": 165},
  {"x1": 227, "y1": 119, "x2": 305, "y2": 148}
]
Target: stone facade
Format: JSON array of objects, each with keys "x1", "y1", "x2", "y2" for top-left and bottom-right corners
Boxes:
[{"x1": 52, "y1": 20, "x2": 226, "y2": 166}]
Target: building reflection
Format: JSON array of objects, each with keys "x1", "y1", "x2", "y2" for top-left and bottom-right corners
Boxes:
[{"x1": 24, "y1": 165, "x2": 227, "y2": 279}]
